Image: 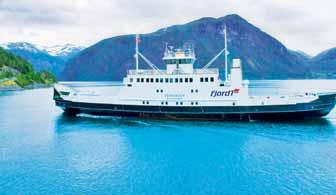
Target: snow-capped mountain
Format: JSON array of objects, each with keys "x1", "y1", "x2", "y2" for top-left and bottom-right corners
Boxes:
[{"x1": 0, "y1": 42, "x2": 85, "y2": 78}]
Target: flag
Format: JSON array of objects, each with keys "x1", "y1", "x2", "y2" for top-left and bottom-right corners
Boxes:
[
  {"x1": 135, "y1": 35, "x2": 141, "y2": 43},
  {"x1": 233, "y1": 88, "x2": 240, "y2": 94}
]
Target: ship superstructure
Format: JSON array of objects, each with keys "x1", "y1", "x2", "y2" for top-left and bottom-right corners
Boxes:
[{"x1": 54, "y1": 28, "x2": 336, "y2": 120}]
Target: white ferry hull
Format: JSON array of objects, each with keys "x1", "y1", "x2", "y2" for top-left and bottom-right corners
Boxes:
[{"x1": 54, "y1": 91, "x2": 336, "y2": 121}]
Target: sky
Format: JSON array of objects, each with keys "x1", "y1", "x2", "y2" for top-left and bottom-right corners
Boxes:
[{"x1": 0, "y1": 0, "x2": 335, "y2": 56}]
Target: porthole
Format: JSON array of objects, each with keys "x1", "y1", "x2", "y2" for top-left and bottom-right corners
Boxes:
[
  {"x1": 233, "y1": 102, "x2": 236, "y2": 106},
  {"x1": 146, "y1": 101, "x2": 149, "y2": 105},
  {"x1": 142, "y1": 101, "x2": 145, "y2": 104},
  {"x1": 165, "y1": 102, "x2": 168, "y2": 105},
  {"x1": 176, "y1": 102, "x2": 179, "y2": 105},
  {"x1": 195, "y1": 102, "x2": 198, "y2": 105},
  {"x1": 180, "y1": 102, "x2": 183, "y2": 105},
  {"x1": 161, "y1": 102, "x2": 164, "y2": 105},
  {"x1": 191, "y1": 102, "x2": 194, "y2": 105}
]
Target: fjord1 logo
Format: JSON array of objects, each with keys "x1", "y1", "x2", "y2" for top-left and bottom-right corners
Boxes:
[{"x1": 210, "y1": 89, "x2": 240, "y2": 97}]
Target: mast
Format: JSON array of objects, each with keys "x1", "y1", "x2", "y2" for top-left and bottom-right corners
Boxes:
[
  {"x1": 224, "y1": 26, "x2": 229, "y2": 81},
  {"x1": 135, "y1": 34, "x2": 140, "y2": 71}
]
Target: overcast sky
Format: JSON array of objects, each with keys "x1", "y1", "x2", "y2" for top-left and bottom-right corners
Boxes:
[{"x1": 0, "y1": 0, "x2": 335, "y2": 55}]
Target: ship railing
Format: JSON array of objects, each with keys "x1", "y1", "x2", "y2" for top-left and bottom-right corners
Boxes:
[{"x1": 128, "y1": 68, "x2": 219, "y2": 75}]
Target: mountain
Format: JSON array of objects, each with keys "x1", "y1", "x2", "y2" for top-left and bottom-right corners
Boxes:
[
  {"x1": 0, "y1": 47, "x2": 56, "y2": 90},
  {"x1": 62, "y1": 14, "x2": 310, "y2": 81},
  {"x1": 309, "y1": 48, "x2": 336, "y2": 78},
  {"x1": 1, "y1": 42, "x2": 84, "y2": 78}
]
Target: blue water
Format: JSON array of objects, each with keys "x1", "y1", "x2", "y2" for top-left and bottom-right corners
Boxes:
[{"x1": 1, "y1": 80, "x2": 336, "y2": 194}]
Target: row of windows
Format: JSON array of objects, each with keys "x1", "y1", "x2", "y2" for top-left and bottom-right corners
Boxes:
[
  {"x1": 142, "y1": 101, "x2": 199, "y2": 106},
  {"x1": 131, "y1": 77, "x2": 194, "y2": 83},
  {"x1": 130, "y1": 77, "x2": 216, "y2": 83},
  {"x1": 164, "y1": 59, "x2": 193, "y2": 64},
  {"x1": 200, "y1": 77, "x2": 215, "y2": 82}
]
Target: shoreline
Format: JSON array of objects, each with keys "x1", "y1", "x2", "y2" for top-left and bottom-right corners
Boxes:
[{"x1": 0, "y1": 83, "x2": 54, "y2": 92}]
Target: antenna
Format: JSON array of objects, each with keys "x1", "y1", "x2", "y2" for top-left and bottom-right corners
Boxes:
[
  {"x1": 223, "y1": 25, "x2": 229, "y2": 81},
  {"x1": 135, "y1": 34, "x2": 140, "y2": 71}
]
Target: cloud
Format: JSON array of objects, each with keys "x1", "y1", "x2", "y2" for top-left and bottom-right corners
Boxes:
[{"x1": 0, "y1": 0, "x2": 335, "y2": 55}]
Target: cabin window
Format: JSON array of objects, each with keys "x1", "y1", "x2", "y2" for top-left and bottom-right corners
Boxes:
[
  {"x1": 195, "y1": 89, "x2": 198, "y2": 93},
  {"x1": 185, "y1": 78, "x2": 188, "y2": 83},
  {"x1": 160, "y1": 78, "x2": 163, "y2": 83},
  {"x1": 205, "y1": 77, "x2": 209, "y2": 82},
  {"x1": 156, "y1": 89, "x2": 159, "y2": 93},
  {"x1": 200, "y1": 77, "x2": 204, "y2": 82},
  {"x1": 175, "y1": 78, "x2": 178, "y2": 83},
  {"x1": 189, "y1": 78, "x2": 193, "y2": 83},
  {"x1": 191, "y1": 89, "x2": 194, "y2": 93},
  {"x1": 165, "y1": 78, "x2": 169, "y2": 83},
  {"x1": 146, "y1": 78, "x2": 149, "y2": 83},
  {"x1": 150, "y1": 78, "x2": 154, "y2": 83},
  {"x1": 127, "y1": 84, "x2": 132, "y2": 87},
  {"x1": 180, "y1": 78, "x2": 183, "y2": 83},
  {"x1": 170, "y1": 78, "x2": 173, "y2": 83},
  {"x1": 130, "y1": 78, "x2": 133, "y2": 83},
  {"x1": 210, "y1": 77, "x2": 214, "y2": 82},
  {"x1": 156, "y1": 78, "x2": 159, "y2": 83},
  {"x1": 141, "y1": 78, "x2": 144, "y2": 83},
  {"x1": 137, "y1": 78, "x2": 140, "y2": 82},
  {"x1": 160, "y1": 89, "x2": 163, "y2": 93}
]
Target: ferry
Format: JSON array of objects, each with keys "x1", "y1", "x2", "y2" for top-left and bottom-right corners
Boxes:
[{"x1": 53, "y1": 28, "x2": 336, "y2": 120}]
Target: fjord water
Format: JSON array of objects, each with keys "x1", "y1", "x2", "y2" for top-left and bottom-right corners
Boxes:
[{"x1": 1, "y1": 80, "x2": 336, "y2": 195}]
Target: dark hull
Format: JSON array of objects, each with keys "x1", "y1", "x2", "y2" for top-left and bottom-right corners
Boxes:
[{"x1": 54, "y1": 92, "x2": 336, "y2": 121}]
